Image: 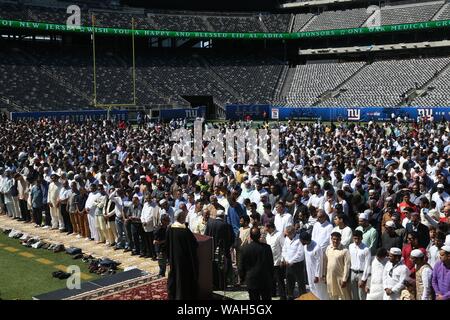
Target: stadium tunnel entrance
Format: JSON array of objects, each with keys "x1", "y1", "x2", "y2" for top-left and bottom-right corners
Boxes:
[{"x1": 181, "y1": 95, "x2": 216, "y2": 120}]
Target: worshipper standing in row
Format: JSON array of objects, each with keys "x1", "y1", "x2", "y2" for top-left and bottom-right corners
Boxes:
[
  {"x1": 366, "y1": 248, "x2": 388, "y2": 300},
  {"x1": 348, "y1": 230, "x2": 371, "y2": 300},
  {"x1": 432, "y1": 245, "x2": 450, "y2": 300},
  {"x1": 265, "y1": 222, "x2": 285, "y2": 299},
  {"x1": 282, "y1": 225, "x2": 306, "y2": 300},
  {"x1": 300, "y1": 231, "x2": 328, "y2": 300},
  {"x1": 323, "y1": 232, "x2": 351, "y2": 300},
  {"x1": 239, "y1": 227, "x2": 274, "y2": 300},
  {"x1": 154, "y1": 215, "x2": 170, "y2": 278},
  {"x1": 166, "y1": 209, "x2": 199, "y2": 300},
  {"x1": 205, "y1": 210, "x2": 235, "y2": 291},
  {"x1": 1, "y1": 118, "x2": 450, "y2": 300},
  {"x1": 382, "y1": 247, "x2": 411, "y2": 300},
  {"x1": 410, "y1": 249, "x2": 433, "y2": 300}
]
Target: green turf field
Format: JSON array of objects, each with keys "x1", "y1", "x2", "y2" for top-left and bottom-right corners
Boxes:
[{"x1": 0, "y1": 232, "x2": 103, "y2": 300}]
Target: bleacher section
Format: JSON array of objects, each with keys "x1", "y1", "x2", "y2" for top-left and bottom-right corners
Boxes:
[
  {"x1": 292, "y1": 13, "x2": 314, "y2": 32},
  {"x1": 303, "y1": 8, "x2": 370, "y2": 31},
  {"x1": 379, "y1": 2, "x2": 442, "y2": 26},
  {"x1": 1, "y1": 1, "x2": 450, "y2": 33},
  {"x1": 285, "y1": 62, "x2": 365, "y2": 106},
  {"x1": 2, "y1": 43, "x2": 450, "y2": 110},
  {"x1": 149, "y1": 13, "x2": 209, "y2": 32},
  {"x1": 1, "y1": 1, "x2": 450, "y2": 111},
  {"x1": 260, "y1": 14, "x2": 291, "y2": 32},
  {"x1": 411, "y1": 65, "x2": 450, "y2": 106},
  {"x1": 316, "y1": 58, "x2": 450, "y2": 107},
  {"x1": 0, "y1": 46, "x2": 287, "y2": 110}
]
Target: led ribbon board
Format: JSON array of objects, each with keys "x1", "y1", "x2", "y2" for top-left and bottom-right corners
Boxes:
[{"x1": 1, "y1": 19, "x2": 450, "y2": 40}]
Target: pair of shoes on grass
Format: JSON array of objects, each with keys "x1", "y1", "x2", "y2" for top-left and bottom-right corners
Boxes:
[{"x1": 52, "y1": 271, "x2": 71, "y2": 279}]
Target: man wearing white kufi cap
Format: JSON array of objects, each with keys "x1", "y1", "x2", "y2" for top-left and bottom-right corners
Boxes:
[
  {"x1": 382, "y1": 247, "x2": 411, "y2": 300},
  {"x1": 356, "y1": 212, "x2": 378, "y2": 256},
  {"x1": 410, "y1": 249, "x2": 432, "y2": 300},
  {"x1": 431, "y1": 183, "x2": 449, "y2": 214},
  {"x1": 380, "y1": 220, "x2": 403, "y2": 251}
]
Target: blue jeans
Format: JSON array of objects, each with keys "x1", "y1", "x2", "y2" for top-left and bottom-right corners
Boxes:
[{"x1": 115, "y1": 217, "x2": 127, "y2": 249}]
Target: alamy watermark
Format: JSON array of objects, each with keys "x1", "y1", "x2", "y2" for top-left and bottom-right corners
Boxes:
[
  {"x1": 366, "y1": 6, "x2": 382, "y2": 28},
  {"x1": 66, "y1": 265, "x2": 81, "y2": 290},
  {"x1": 171, "y1": 120, "x2": 279, "y2": 176},
  {"x1": 66, "y1": 5, "x2": 81, "y2": 28}
]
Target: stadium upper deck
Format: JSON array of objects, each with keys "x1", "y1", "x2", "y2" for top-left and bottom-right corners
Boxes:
[{"x1": 1, "y1": 0, "x2": 450, "y2": 34}]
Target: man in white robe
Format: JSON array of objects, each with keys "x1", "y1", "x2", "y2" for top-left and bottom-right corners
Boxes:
[
  {"x1": 48, "y1": 174, "x2": 62, "y2": 229},
  {"x1": 382, "y1": 247, "x2": 411, "y2": 300},
  {"x1": 312, "y1": 210, "x2": 334, "y2": 253},
  {"x1": 1, "y1": 169, "x2": 16, "y2": 218},
  {"x1": 84, "y1": 184, "x2": 101, "y2": 241},
  {"x1": 366, "y1": 248, "x2": 388, "y2": 300},
  {"x1": 300, "y1": 231, "x2": 329, "y2": 300}
]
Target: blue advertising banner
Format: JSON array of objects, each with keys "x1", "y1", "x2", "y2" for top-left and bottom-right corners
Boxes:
[
  {"x1": 10, "y1": 110, "x2": 128, "y2": 122},
  {"x1": 159, "y1": 107, "x2": 206, "y2": 121},
  {"x1": 226, "y1": 105, "x2": 450, "y2": 122}
]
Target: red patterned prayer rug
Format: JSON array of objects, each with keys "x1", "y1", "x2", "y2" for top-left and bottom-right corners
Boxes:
[
  {"x1": 66, "y1": 274, "x2": 168, "y2": 300},
  {"x1": 98, "y1": 278, "x2": 168, "y2": 300}
]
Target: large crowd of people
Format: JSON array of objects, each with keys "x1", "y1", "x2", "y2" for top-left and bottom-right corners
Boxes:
[{"x1": 0, "y1": 116, "x2": 449, "y2": 300}]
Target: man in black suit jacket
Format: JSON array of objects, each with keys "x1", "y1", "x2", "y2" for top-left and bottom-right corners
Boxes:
[
  {"x1": 239, "y1": 227, "x2": 274, "y2": 300},
  {"x1": 404, "y1": 212, "x2": 430, "y2": 249},
  {"x1": 204, "y1": 210, "x2": 235, "y2": 290}
]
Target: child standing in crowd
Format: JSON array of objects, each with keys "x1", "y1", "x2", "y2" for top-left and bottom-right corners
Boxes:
[{"x1": 154, "y1": 215, "x2": 170, "y2": 278}]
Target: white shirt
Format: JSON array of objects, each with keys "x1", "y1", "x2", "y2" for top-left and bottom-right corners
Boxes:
[
  {"x1": 187, "y1": 211, "x2": 202, "y2": 233},
  {"x1": 218, "y1": 196, "x2": 229, "y2": 214},
  {"x1": 141, "y1": 202, "x2": 157, "y2": 232},
  {"x1": 402, "y1": 217, "x2": 410, "y2": 228},
  {"x1": 250, "y1": 189, "x2": 264, "y2": 205},
  {"x1": 282, "y1": 234, "x2": 305, "y2": 265},
  {"x1": 332, "y1": 225, "x2": 353, "y2": 248},
  {"x1": 85, "y1": 191, "x2": 101, "y2": 214},
  {"x1": 304, "y1": 240, "x2": 325, "y2": 281},
  {"x1": 266, "y1": 231, "x2": 283, "y2": 266},
  {"x1": 312, "y1": 220, "x2": 334, "y2": 252},
  {"x1": 308, "y1": 194, "x2": 324, "y2": 209},
  {"x1": 323, "y1": 200, "x2": 336, "y2": 221},
  {"x1": 274, "y1": 212, "x2": 293, "y2": 234},
  {"x1": 349, "y1": 242, "x2": 371, "y2": 281},
  {"x1": 382, "y1": 260, "x2": 411, "y2": 300},
  {"x1": 186, "y1": 201, "x2": 196, "y2": 216},
  {"x1": 302, "y1": 175, "x2": 315, "y2": 187},
  {"x1": 428, "y1": 245, "x2": 440, "y2": 268},
  {"x1": 48, "y1": 181, "x2": 62, "y2": 204},
  {"x1": 59, "y1": 188, "x2": 71, "y2": 202},
  {"x1": 432, "y1": 191, "x2": 450, "y2": 213},
  {"x1": 418, "y1": 266, "x2": 433, "y2": 300},
  {"x1": 367, "y1": 257, "x2": 388, "y2": 300},
  {"x1": 109, "y1": 192, "x2": 124, "y2": 218},
  {"x1": 420, "y1": 208, "x2": 440, "y2": 228}
]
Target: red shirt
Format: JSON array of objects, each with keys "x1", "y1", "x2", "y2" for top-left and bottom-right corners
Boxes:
[
  {"x1": 402, "y1": 244, "x2": 427, "y2": 275},
  {"x1": 397, "y1": 201, "x2": 418, "y2": 220}
]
